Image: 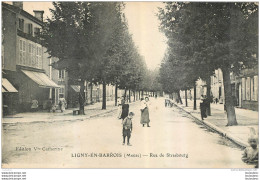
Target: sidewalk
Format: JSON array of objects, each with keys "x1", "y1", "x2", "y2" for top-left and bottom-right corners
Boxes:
[
  {"x1": 173, "y1": 99, "x2": 258, "y2": 148},
  {"x1": 2, "y1": 100, "x2": 121, "y2": 124}
]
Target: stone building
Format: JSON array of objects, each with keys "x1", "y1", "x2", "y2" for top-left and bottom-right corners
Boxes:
[{"x1": 2, "y1": 2, "x2": 65, "y2": 114}]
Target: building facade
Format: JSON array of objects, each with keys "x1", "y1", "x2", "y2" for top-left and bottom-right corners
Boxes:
[
  {"x1": 2, "y1": 2, "x2": 63, "y2": 114},
  {"x1": 211, "y1": 68, "x2": 258, "y2": 111},
  {"x1": 238, "y1": 68, "x2": 258, "y2": 111},
  {"x1": 211, "y1": 69, "x2": 225, "y2": 104}
]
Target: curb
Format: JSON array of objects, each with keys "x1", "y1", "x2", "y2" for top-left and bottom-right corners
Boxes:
[
  {"x1": 3, "y1": 101, "x2": 140, "y2": 124},
  {"x1": 3, "y1": 108, "x2": 118, "y2": 124},
  {"x1": 172, "y1": 102, "x2": 248, "y2": 149}
]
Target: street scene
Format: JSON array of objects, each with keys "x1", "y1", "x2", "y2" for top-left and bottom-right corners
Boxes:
[
  {"x1": 2, "y1": 98, "x2": 254, "y2": 168},
  {"x1": 2, "y1": 2, "x2": 259, "y2": 169}
]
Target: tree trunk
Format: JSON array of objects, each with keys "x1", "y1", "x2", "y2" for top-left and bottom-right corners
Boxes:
[
  {"x1": 115, "y1": 84, "x2": 118, "y2": 106},
  {"x1": 85, "y1": 81, "x2": 88, "y2": 104},
  {"x1": 129, "y1": 89, "x2": 131, "y2": 103},
  {"x1": 134, "y1": 91, "x2": 136, "y2": 102},
  {"x1": 139, "y1": 91, "x2": 141, "y2": 100},
  {"x1": 142, "y1": 90, "x2": 144, "y2": 98},
  {"x1": 222, "y1": 67, "x2": 237, "y2": 126},
  {"x1": 194, "y1": 84, "x2": 197, "y2": 110},
  {"x1": 177, "y1": 91, "x2": 183, "y2": 104},
  {"x1": 124, "y1": 88, "x2": 127, "y2": 101},
  {"x1": 206, "y1": 76, "x2": 211, "y2": 116},
  {"x1": 185, "y1": 89, "x2": 188, "y2": 107},
  {"x1": 79, "y1": 80, "x2": 85, "y2": 115},
  {"x1": 90, "y1": 82, "x2": 93, "y2": 104},
  {"x1": 102, "y1": 81, "x2": 106, "y2": 110}
]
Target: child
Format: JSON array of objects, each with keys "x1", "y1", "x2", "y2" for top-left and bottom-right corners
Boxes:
[
  {"x1": 242, "y1": 128, "x2": 258, "y2": 168},
  {"x1": 122, "y1": 112, "x2": 134, "y2": 146}
]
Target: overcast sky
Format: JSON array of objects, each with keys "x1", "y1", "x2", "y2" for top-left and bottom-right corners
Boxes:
[{"x1": 21, "y1": 2, "x2": 167, "y2": 70}]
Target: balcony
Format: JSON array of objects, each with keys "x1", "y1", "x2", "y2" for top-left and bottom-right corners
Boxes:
[{"x1": 17, "y1": 29, "x2": 42, "y2": 44}]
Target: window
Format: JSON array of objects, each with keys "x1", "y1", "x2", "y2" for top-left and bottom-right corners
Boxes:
[
  {"x1": 19, "y1": 38, "x2": 42, "y2": 69},
  {"x1": 18, "y1": 18, "x2": 24, "y2": 31},
  {"x1": 34, "y1": 27, "x2": 40, "y2": 36},
  {"x1": 28, "y1": 23, "x2": 33, "y2": 35},
  {"x1": 252, "y1": 76, "x2": 258, "y2": 101},
  {"x1": 19, "y1": 39, "x2": 26, "y2": 65},
  {"x1": 36, "y1": 46, "x2": 42, "y2": 68},
  {"x1": 251, "y1": 77, "x2": 254, "y2": 101},
  {"x1": 242, "y1": 78, "x2": 246, "y2": 100},
  {"x1": 28, "y1": 43, "x2": 36, "y2": 67},
  {"x1": 58, "y1": 70, "x2": 65, "y2": 80},
  {"x1": 246, "y1": 77, "x2": 251, "y2": 100},
  {"x1": 31, "y1": 44, "x2": 36, "y2": 66},
  {"x1": 254, "y1": 76, "x2": 258, "y2": 101},
  {"x1": 28, "y1": 43, "x2": 32, "y2": 66}
]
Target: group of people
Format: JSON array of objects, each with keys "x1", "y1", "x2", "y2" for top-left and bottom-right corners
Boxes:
[
  {"x1": 31, "y1": 95, "x2": 67, "y2": 113},
  {"x1": 117, "y1": 96, "x2": 151, "y2": 146}
]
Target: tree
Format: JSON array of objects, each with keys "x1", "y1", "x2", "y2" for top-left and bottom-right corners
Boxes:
[
  {"x1": 158, "y1": 2, "x2": 258, "y2": 126},
  {"x1": 41, "y1": 2, "x2": 128, "y2": 113}
]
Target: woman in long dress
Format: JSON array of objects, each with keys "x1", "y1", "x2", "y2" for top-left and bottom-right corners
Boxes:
[
  {"x1": 59, "y1": 95, "x2": 66, "y2": 113},
  {"x1": 140, "y1": 97, "x2": 150, "y2": 127}
]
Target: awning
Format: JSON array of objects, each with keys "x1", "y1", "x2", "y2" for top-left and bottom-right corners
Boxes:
[
  {"x1": 2, "y1": 78, "x2": 18, "y2": 92},
  {"x1": 21, "y1": 70, "x2": 60, "y2": 88},
  {"x1": 71, "y1": 85, "x2": 80, "y2": 92}
]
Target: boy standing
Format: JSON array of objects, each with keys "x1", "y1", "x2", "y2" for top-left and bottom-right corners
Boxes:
[{"x1": 122, "y1": 112, "x2": 134, "y2": 146}]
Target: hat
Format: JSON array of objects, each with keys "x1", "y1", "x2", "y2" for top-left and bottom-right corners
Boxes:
[{"x1": 129, "y1": 112, "x2": 135, "y2": 116}]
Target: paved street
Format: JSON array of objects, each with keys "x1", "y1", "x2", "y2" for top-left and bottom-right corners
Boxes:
[{"x1": 2, "y1": 98, "x2": 253, "y2": 168}]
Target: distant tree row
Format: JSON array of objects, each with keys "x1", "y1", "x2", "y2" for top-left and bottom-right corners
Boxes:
[
  {"x1": 41, "y1": 2, "x2": 161, "y2": 114},
  {"x1": 158, "y1": 2, "x2": 258, "y2": 125}
]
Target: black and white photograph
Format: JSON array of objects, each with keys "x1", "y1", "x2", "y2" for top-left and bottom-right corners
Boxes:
[{"x1": 1, "y1": 1, "x2": 259, "y2": 174}]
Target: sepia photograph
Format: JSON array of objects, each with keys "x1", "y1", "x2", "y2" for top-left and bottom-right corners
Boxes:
[{"x1": 1, "y1": 1, "x2": 259, "y2": 171}]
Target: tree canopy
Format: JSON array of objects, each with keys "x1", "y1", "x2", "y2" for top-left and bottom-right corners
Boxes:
[
  {"x1": 41, "y1": 2, "x2": 150, "y2": 111},
  {"x1": 158, "y1": 2, "x2": 258, "y2": 125}
]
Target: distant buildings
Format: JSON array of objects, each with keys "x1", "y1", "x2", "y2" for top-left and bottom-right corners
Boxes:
[
  {"x1": 210, "y1": 68, "x2": 258, "y2": 111},
  {"x1": 180, "y1": 67, "x2": 258, "y2": 111},
  {"x1": 210, "y1": 69, "x2": 225, "y2": 104},
  {"x1": 237, "y1": 67, "x2": 258, "y2": 111}
]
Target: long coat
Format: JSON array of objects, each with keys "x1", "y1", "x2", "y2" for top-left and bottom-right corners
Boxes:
[
  {"x1": 120, "y1": 104, "x2": 129, "y2": 120},
  {"x1": 140, "y1": 100, "x2": 150, "y2": 124}
]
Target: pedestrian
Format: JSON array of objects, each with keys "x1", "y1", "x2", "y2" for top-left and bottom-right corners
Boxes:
[
  {"x1": 200, "y1": 95, "x2": 207, "y2": 120},
  {"x1": 59, "y1": 95, "x2": 67, "y2": 113},
  {"x1": 46, "y1": 98, "x2": 52, "y2": 112},
  {"x1": 51, "y1": 103, "x2": 56, "y2": 113},
  {"x1": 120, "y1": 98, "x2": 129, "y2": 123},
  {"x1": 117, "y1": 97, "x2": 123, "y2": 119},
  {"x1": 31, "y1": 98, "x2": 38, "y2": 112},
  {"x1": 122, "y1": 112, "x2": 134, "y2": 146},
  {"x1": 165, "y1": 98, "x2": 167, "y2": 107},
  {"x1": 242, "y1": 128, "x2": 258, "y2": 168},
  {"x1": 140, "y1": 97, "x2": 150, "y2": 127}
]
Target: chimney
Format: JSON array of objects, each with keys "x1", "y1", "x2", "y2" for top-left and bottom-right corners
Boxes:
[
  {"x1": 13, "y1": 2, "x2": 23, "y2": 9},
  {"x1": 33, "y1": 10, "x2": 44, "y2": 21}
]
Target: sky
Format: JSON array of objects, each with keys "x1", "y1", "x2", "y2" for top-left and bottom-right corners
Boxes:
[
  {"x1": 124, "y1": 2, "x2": 167, "y2": 70},
  {"x1": 21, "y1": 2, "x2": 167, "y2": 70}
]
